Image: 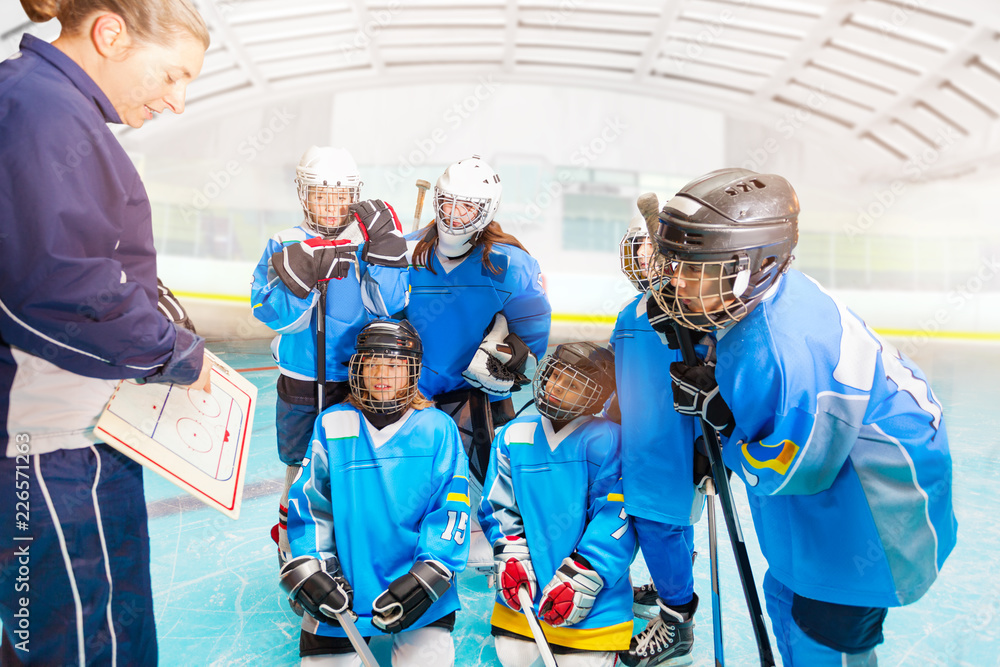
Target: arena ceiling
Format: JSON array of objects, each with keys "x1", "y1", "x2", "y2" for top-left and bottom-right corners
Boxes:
[{"x1": 5, "y1": 0, "x2": 1000, "y2": 181}]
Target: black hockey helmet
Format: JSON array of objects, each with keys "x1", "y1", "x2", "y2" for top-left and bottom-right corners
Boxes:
[
  {"x1": 349, "y1": 319, "x2": 422, "y2": 413},
  {"x1": 532, "y1": 342, "x2": 616, "y2": 421},
  {"x1": 648, "y1": 168, "x2": 799, "y2": 331},
  {"x1": 354, "y1": 318, "x2": 422, "y2": 359}
]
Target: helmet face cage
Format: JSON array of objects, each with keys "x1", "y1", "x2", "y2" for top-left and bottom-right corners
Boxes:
[
  {"x1": 619, "y1": 228, "x2": 653, "y2": 293},
  {"x1": 348, "y1": 351, "x2": 421, "y2": 414},
  {"x1": 532, "y1": 357, "x2": 607, "y2": 422},
  {"x1": 434, "y1": 189, "x2": 492, "y2": 236},
  {"x1": 647, "y1": 253, "x2": 751, "y2": 332},
  {"x1": 648, "y1": 169, "x2": 799, "y2": 331},
  {"x1": 298, "y1": 183, "x2": 360, "y2": 238}
]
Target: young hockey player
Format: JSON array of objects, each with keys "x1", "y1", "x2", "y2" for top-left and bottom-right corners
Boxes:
[
  {"x1": 0, "y1": 2, "x2": 210, "y2": 664},
  {"x1": 283, "y1": 319, "x2": 470, "y2": 666},
  {"x1": 611, "y1": 220, "x2": 704, "y2": 667},
  {"x1": 479, "y1": 342, "x2": 637, "y2": 667},
  {"x1": 251, "y1": 146, "x2": 409, "y2": 563},
  {"x1": 647, "y1": 168, "x2": 957, "y2": 666},
  {"x1": 405, "y1": 155, "x2": 551, "y2": 567}
]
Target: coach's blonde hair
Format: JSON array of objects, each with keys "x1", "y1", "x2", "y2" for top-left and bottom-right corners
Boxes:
[{"x1": 20, "y1": 0, "x2": 210, "y2": 49}]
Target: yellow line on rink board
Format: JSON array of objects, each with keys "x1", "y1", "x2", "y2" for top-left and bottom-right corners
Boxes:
[
  {"x1": 551, "y1": 313, "x2": 618, "y2": 324},
  {"x1": 174, "y1": 291, "x2": 251, "y2": 303},
  {"x1": 876, "y1": 329, "x2": 1000, "y2": 342}
]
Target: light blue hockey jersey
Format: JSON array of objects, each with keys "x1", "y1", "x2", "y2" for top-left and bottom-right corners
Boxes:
[
  {"x1": 251, "y1": 225, "x2": 409, "y2": 381},
  {"x1": 286, "y1": 404, "x2": 471, "y2": 638},
  {"x1": 478, "y1": 415, "x2": 637, "y2": 649},
  {"x1": 611, "y1": 292, "x2": 704, "y2": 525},
  {"x1": 404, "y1": 234, "x2": 551, "y2": 399},
  {"x1": 716, "y1": 269, "x2": 957, "y2": 608}
]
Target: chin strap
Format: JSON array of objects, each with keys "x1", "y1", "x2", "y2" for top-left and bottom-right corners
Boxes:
[{"x1": 435, "y1": 227, "x2": 483, "y2": 259}]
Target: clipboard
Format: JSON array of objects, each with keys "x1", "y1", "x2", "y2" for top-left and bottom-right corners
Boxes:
[{"x1": 95, "y1": 349, "x2": 256, "y2": 519}]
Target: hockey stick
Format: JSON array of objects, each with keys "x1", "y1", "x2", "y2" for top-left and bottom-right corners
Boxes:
[
  {"x1": 704, "y1": 477, "x2": 725, "y2": 667},
  {"x1": 674, "y1": 323, "x2": 775, "y2": 667},
  {"x1": 412, "y1": 179, "x2": 431, "y2": 232},
  {"x1": 517, "y1": 586, "x2": 559, "y2": 667},
  {"x1": 334, "y1": 611, "x2": 379, "y2": 667},
  {"x1": 316, "y1": 282, "x2": 328, "y2": 412}
]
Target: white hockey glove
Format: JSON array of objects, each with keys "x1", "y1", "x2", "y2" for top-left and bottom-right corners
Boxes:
[
  {"x1": 539, "y1": 555, "x2": 604, "y2": 627},
  {"x1": 494, "y1": 535, "x2": 537, "y2": 611},
  {"x1": 350, "y1": 199, "x2": 408, "y2": 268},
  {"x1": 371, "y1": 560, "x2": 452, "y2": 633},
  {"x1": 669, "y1": 360, "x2": 734, "y2": 436},
  {"x1": 279, "y1": 555, "x2": 355, "y2": 624},
  {"x1": 462, "y1": 313, "x2": 532, "y2": 396},
  {"x1": 271, "y1": 238, "x2": 355, "y2": 299}
]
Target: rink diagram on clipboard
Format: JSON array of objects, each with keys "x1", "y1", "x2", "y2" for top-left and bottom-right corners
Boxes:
[{"x1": 109, "y1": 380, "x2": 245, "y2": 481}]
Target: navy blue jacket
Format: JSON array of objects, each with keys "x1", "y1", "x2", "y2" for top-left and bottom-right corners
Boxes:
[{"x1": 0, "y1": 35, "x2": 203, "y2": 457}]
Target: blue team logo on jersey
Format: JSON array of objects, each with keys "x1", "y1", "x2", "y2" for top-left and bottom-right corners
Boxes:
[{"x1": 742, "y1": 439, "x2": 800, "y2": 475}]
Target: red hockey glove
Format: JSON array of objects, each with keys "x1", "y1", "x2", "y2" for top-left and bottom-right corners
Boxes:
[
  {"x1": 494, "y1": 535, "x2": 536, "y2": 610},
  {"x1": 539, "y1": 555, "x2": 603, "y2": 627}
]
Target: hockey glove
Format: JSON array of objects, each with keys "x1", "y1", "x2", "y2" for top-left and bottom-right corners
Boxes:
[
  {"x1": 371, "y1": 560, "x2": 452, "y2": 633},
  {"x1": 156, "y1": 279, "x2": 197, "y2": 334},
  {"x1": 279, "y1": 555, "x2": 354, "y2": 624},
  {"x1": 271, "y1": 238, "x2": 355, "y2": 299},
  {"x1": 669, "y1": 361, "x2": 734, "y2": 436},
  {"x1": 350, "y1": 199, "x2": 408, "y2": 268},
  {"x1": 462, "y1": 312, "x2": 532, "y2": 396},
  {"x1": 538, "y1": 555, "x2": 604, "y2": 627},
  {"x1": 645, "y1": 297, "x2": 680, "y2": 349},
  {"x1": 693, "y1": 435, "x2": 713, "y2": 489},
  {"x1": 494, "y1": 535, "x2": 537, "y2": 611}
]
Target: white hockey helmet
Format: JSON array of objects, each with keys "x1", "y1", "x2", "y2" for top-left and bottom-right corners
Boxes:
[
  {"x1": 434, "y1": 155, "x2": 502, "y2": 257},
  {"x1": 295, "y1": 146, "x2": 362, "y2": 238},
  {"x1": 619, "y1": 215, "x2": 654, "y2": 293}
]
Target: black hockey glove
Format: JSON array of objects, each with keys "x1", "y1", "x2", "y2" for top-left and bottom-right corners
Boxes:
[
  {"x1": 271, "y1": 238, "x2": 355, "y2": 299},
  {"x1": 279, "y1": 555, "x2": 355, "y2": 624},
  {"x1": 156, "y1": 278, "x2": 197, "y2": 334},
  {"x1": 350, "y1": 199, "x2": 408, "y2": 268},
  {"x1": 693, "y1": 435, "x2": 713, "y2": 489},
  {"x1": 645, "y1": 297, "x2": 679, "y2": 350},
  {"x1": 371, "y1": 560, "x2": 452, "y2": 634},
  {"x1": 669, "y1": 361, "x2": 734, "y2": 436}
]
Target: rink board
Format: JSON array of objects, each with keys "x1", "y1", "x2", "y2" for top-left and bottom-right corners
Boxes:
[{"x1": 96, "y1": 349, "x2": 256, "y2": 519}]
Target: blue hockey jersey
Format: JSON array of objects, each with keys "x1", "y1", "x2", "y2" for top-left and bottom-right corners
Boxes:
[
  {"x1": 251, "y1": 226, "x2": 409, "y2": 382},
  {"x1": 611, "y1": 292, "x2": 704, "y2": 525},
  {"x1": 286, "y1": 404, "x2": 471, "y2": 638},
  {"x1": 716, "y1": 269, "x2": 957, "y2": 608},
  {"x1": 404, "y1": 235, "x2": 551, "y2": 399},
  {"x1": 478, "y1": 415, "x2": 636, "y2": 651}
]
